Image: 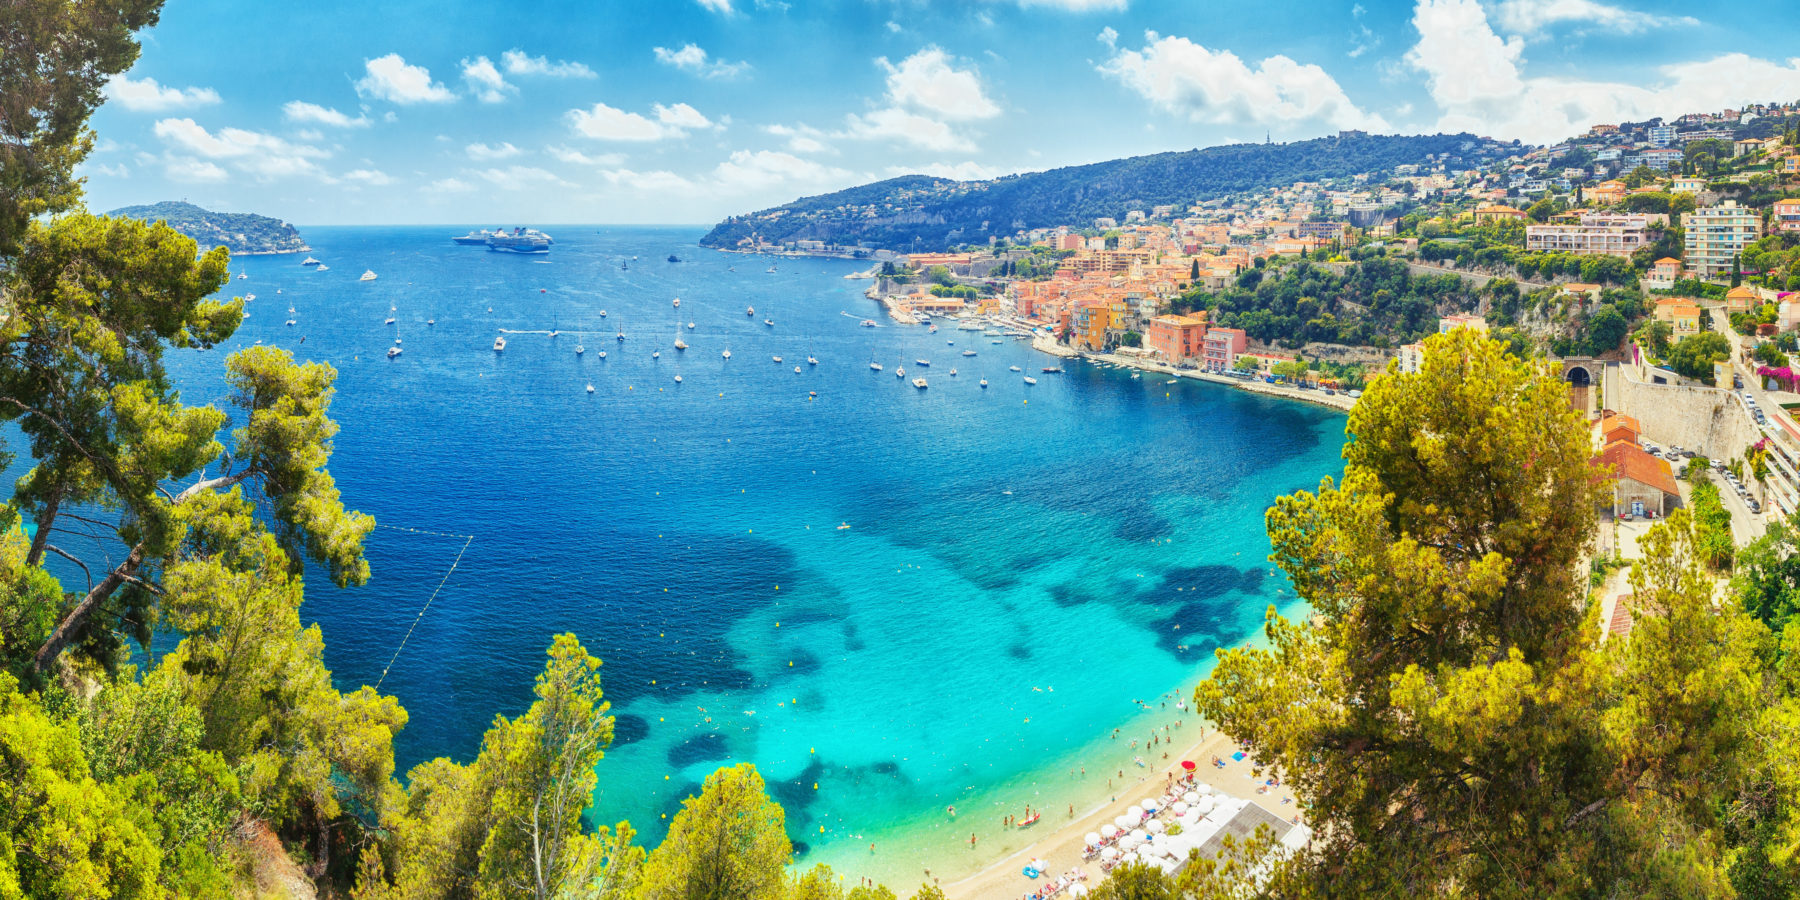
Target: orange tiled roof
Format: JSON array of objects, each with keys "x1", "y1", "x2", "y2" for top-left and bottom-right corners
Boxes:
[
  {"x1": 1609, "y1": 595, "x2": 1635, "y2": 637},
  {"x1": 1600, "y1": 414, "x2": 1641, "y2": 436},
  {"x1": 1600, "y1": 442, "x2": 1678, "y2": 496},
  {"x1": 1654, "y1": 257, "x2": 1681, "y2": 265}
]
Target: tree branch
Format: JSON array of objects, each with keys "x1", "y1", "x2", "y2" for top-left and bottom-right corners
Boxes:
[{"x1": 41, "y1": 543, "x2": 90, "y2": 592}]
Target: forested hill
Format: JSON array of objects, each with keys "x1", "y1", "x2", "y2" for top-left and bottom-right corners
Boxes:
[
  {"x1": 108, "y1": 200, "x2": 310, "y2": 255},
  {"x1": 701, "y1": 132, "x2": 1516, "y2": 252}
]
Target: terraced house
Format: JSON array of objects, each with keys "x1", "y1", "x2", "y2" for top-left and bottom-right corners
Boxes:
[{"x1": 1525, "y1": 212, "x2": 1656, "y2": 257}]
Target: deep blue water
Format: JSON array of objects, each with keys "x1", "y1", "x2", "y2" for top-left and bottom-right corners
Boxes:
[{"x1": 60, "y1": 226, "x2": 1346, "y2": 876}]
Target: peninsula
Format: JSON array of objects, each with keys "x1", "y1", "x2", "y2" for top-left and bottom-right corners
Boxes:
[{"x1": 107, "y1": 200, "x2": 310, "y2": 255}]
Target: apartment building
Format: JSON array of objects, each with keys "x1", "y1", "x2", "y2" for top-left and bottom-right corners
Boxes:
[
  {"x1": 1682, "y1": 201, "x2": 1761, "y2": 278},
  {"x1": 1526, "y1": 213, "x2": 1655, "y2": 257}
]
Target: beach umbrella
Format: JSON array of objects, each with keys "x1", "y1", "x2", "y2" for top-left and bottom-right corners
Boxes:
[
  {"x1": 1196, "y1": 797, "x2": 1216, "y2": 815},
  {"x1": 1069, "y1": 885, "x2": 1090, "y2": 898},
  {"x1": 1085, "y1": 832, "x2": 1102, "y2": 846},
  {"x1": 1141, "y1": 797, "x2": 1160, "y2": 812},
  {"x1": 1148, "y1": 819, "x2": 1167, "y2": 834},
  {"x1": 1181, "y1": 760, "x2": 1197, "y2": 771},
  {"x1": 1100, "y1": 824, "x2": 1119, "y2": 838},
  {"x1": 1101, "y1": 846, "x2": 1122, "y2": 860},
  {"x1": 1195, "y1": 783, "x2": 1213, "y2": 794},
  {"x1": 1113, "y1": 815, "x2": 1134, "y2": 830},
  {"x1": 1119, "y1": 834, "x2": 1142, "y2": 850},
  {"x1": 1126, "y1": 805, "x2": 1144, "y2": 820},
  {"x1": 1172, "y1": 801, "x2": 1189, "y2": 814},
  {"x1": 1181, "y1": 791, "x2": 1199, "y2": 804},
  {"x1": 1131, "y1": 829, "x2": 1150, "y2": 844}
]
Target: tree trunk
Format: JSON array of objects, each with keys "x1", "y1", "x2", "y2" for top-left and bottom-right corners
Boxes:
[
  {"x1": 26, "y1": 482, "x2": 61, "y2": 567},
  {"x1": 32, "y1": 541, "x2": 144, "y2": 673}
]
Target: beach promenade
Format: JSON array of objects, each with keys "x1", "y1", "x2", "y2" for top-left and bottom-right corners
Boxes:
[{"x1": 936, "y1": 729, "x2": 1300, "y2": 900}]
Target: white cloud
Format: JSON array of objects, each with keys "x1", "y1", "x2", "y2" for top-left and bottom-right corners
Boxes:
[
  {"x1": 342, "y1": 168, "x2": 394, "y2": 186},
  {"x1": 696, "y1": 0, "x2": 733, "y2": 13},
  {"x1": 546, "y1": 145, "x2": 626, "y2": 166},
  {"x1": 567, "y1": 101, "x2": 716, "y2": 141},
  {"x1": 466, "y1": 141, "x2": 522, "y2": 160},
  {"x1": 501, "y1": 49, "x2": 596, "y2": 78},
  {"x1": 1492, "y1": 0, "x2": 1698, "y2": 35},
  {"x1": 477, "y1": 165, "x2": 574, "y2": 190},
  {"x1": 282, "y1": 101, "x2": 370, "y2": 128},
  {"x1": 712, "y1": 149, "x2": 853, "y2": 193},
  {"x1": 357, "y1": 54, "x2": 455, "y2": 104},
  {"x1": 152, "y1": 117, "x2": 330, "y2": 180},
  {"x1": 764, "y1": 124, "x2": 833, "y2": 154},
  {"x1": 653, "y1": 43, "x2": 750, "y2": 79},
  {"x1": 878, "y1": 47, "x2": 1001, "y2": 121},
  {"x1": 1406, "y1": 0, "x2": 1800, "y2": 143},
  {"x1": 105, "y1": 76, "x2": 220, "y2": 113},
  {"x1": 164, "y1": 157, "x2": 228, "y2": 183},
  {"x1": 428, "y1": 177, "x2": 475, "y2": 193},
  {"x1": 461, "y1": 56, "x2": 515, "y2": 103},
  {"x1": 1098, "y1": 26, "x2": 1119, "y2": 47},
  {"x1": 844, "y1": 107, "x2": 975, "y2": 152},
  {"x1": 94, "y1": 163, "x2": 131, "y2": 178},
  {"x1": 294, "y1": 128, "x2": 324, "y2": 141},
  {"x1": 1098, "y1": 31, "x2": 1388, "y2": 133},
  {"x1": 599, "y1": 168, "x2": 698, "y2": 193}
]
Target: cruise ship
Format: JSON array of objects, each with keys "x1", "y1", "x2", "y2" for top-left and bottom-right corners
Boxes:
[
  {"x1": 452, "y1": 229, "x2": 501, "y2": 245},
  {"x1": 486, "y1": 227, "x2": 554, "y2": 254}
]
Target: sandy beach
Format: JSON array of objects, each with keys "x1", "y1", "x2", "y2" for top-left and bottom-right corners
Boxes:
[{"x1": 928, "y1": 728, "x2": 1300, "y2": 900}]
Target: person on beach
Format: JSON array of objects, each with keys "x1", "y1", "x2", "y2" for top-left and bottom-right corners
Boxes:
[{"x1": 971, "y1": 834, "x2": 978, "y2": 848}]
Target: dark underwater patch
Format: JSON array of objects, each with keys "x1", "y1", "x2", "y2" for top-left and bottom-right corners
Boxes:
[
  {"x1": 667, "y1": 732, "x2": 731, "y2": 768},
  {"x1": 612, "y1": 714, "x2": 649, "y2": 748}
]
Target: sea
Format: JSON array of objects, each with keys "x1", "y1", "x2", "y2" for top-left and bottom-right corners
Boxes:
[{"x1": 57, "y1": 226, "x2": 1348, "y2": 885}]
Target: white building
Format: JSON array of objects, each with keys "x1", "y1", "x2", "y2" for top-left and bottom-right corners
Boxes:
[{"x1": 1682, "y1": 201, "x2": 1761, "y2": 278}]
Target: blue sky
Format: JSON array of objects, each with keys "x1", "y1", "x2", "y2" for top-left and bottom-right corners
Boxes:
[{"x1": 78, "y1": 0, "x2": 1800, "y2": 225}]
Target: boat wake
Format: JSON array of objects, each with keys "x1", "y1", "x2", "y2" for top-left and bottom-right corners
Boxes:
[{"x1": 840, "y1": 311, "x2": 880, "y2": 325}]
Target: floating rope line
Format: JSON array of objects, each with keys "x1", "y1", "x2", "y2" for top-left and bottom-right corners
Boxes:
[{"x1": 375, "y1": 524, "x2": 474, "y2": 691}]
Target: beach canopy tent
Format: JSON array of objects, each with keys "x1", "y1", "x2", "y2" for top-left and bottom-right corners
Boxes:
[
  {"x1": 1085, "y1": 832, "x2": 1102, "y2": 846},
  {"x1": 1100, "y1": 824, "x2": 1119, "y2": 838}
]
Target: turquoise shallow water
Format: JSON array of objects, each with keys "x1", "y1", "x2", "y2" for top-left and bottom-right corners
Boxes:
[{"x1": 68, "y1": 226, "x2": 1345, "y2": 881}]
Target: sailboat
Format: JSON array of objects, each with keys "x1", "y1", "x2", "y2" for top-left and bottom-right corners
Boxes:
[
  {"x1": 576, "y1": 343, "x2": 585, "y2": 355},
  {"x1": 360, "y1": 269, "x2": 378, "y2": 282},
  {"x1": 722, "y1": 347, "x2": 732, "y2": 360}
]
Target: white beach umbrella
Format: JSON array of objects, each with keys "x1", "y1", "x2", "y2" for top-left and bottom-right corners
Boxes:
[
  {"x1": 1130, "y1": 829, "x2": 1150, "y2": 844},
  {"x1": 1113, "y1": 815, "x2": 1134, "y2": 830},
  {"x1": 1181, "y1": 791, "x2": 1200, "y2": 804},
  {"x1": 1100, "y1": 824, "x2": 1119, "y2": 838},
  {"x1": 1177, "y1": 810, "x2": 1201, "y2": 827},
  {"x1": 1069, "y1": 885, "x2": 1090, "y2": 898},
  {"x1": 1195, "y1": 797, "x2": 1216, "y2": 815},
  {"x1": 1119, "y1": 834, "x2": 1142, "y2": 850},
  {"x1": 1126, "y1": 805, "x2": 1144, "y2": 820},
  {"x1": 1141, "y1": 797, "x2": 1160, "y2": 811},
  {"x1": 1195, "y1": 783, "x2": 1213, "y2": 795},
  {"x1": 1101, "y1": 846, "x2": 1122, "y2": 860},
  {"x1": 1145, "y1": 819, "x2": 1166, "y2": 834},
  {"x1": 1085, "y1": 832, "x2": 1102, "y2": 846},
  {"x1": 1171, "y1": 801, "x2": 1189, "y2": 814}
]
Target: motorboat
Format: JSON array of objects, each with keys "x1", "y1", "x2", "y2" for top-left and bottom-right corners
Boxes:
[
  {"x1": 870, "y1": 362, "x2": 883, "y2": 371},
  {"x1": 860, "y1": 320, "x2": 877, "y2": 327},
  {"x1": 773, "y1": 356, "x2": 783, "y2": 363},
  {"x1": 963, "y1": 350, "x2": 977, "y2": 356},
  {"x1": 598, "y1": 350, "x2": 606, "y2": 358},
  {"x1": 807, "y1": 356, "x2": 818, "y2": 365},
  {"x1": 916, "y1": 359, "x2": 930, "y2": 367},
  {"x1": 599, "y1": 310, "x2": 608, "y2": 317},
  {"x1": 653, "y1": 350, "x2": 661, "y2": 359},
  {"x1": 387, "y1": 346, "x2": 401, "y2": 358},
  {"x1": 674, "y1": 339, "x2": 688, "y2": 350},
  {"x1": 673, "y1": 297, "x2": 681, "y2": 308},
  {"x1": 674, "y1": 374, "x2": 683, "y2": 383},
  {"x1": 427, "y1": 319, "x2": 436, "y2": 326},
  {"x1": 285, "y1": 318, "x2": 296, "y2": 326},
  {"x1": 1042, "y1": 367, "x2": 1063, "y2": 374},
  {"x1": 238, "y1": 271, "x2": 247, "y2": 280},
  {"x1": 793, "y1": 366, "x2": 802, "y2": 374},
  {"x1": 687, "y1": 322, "x2": 696, "y2": 329},
  {"x1": 549, "y1": 329, "x2": 559, "y2": 338},
  {"x1": 384, "y1": 316, "x2": 395, "y2": 325},
  {"x1": 949, "y1": 369, "x2": 957, "y2": 376},
  {"x1": 1024, "y1": 376, "x2": 1037, "y2": 385},
  {"x1": 746, "y1": 306, "x2": 755, "y2": 316},
  {"x1": 493, "y1": 336, "x2": 506, "y2": 351},
  {"x1": 586, "y1": 383, "x2": 595, "y2": 393},
  {"x1": 360, "y1": 270, "x2": 377, "y2": 282},
  {"x1": 764, "y1": 319, "x2": 774, "y2": 327},
  {"x1": 1009, "y1": 365, "x2": 1022, "y2": 372},
  {"x1": 913, "y1": 378, "x2": 928, "y2": 389},
  {"x1": 316, "y1": 264, "x2": 330, "y2": 272},
  {"x1": 722, "y1": 349, "x2": 732, "y2": 359},
  {"x1": 576, "y1": 345, "x2": 585, "y2": 355},
  {"x1": 301, "y1": 257, "x2": 320, "y2": 266}
]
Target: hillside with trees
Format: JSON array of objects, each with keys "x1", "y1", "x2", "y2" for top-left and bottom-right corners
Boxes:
[
  {"x1": 108, "y1": 200, "x2": 309, "y2": 255},
  {"x1": 702, "y1": 133, "x2": 1515, "y2": 252}
]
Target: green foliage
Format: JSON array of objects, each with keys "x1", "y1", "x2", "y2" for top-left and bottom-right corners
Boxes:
[
  {"x1": 0, "y1": 0, "x2": 163, "y2": 255},
  {"x1": 640, "y1": 763, "x2": 791, "y2": 900},
  {"x1": 1755, "y1": 342, "x2": 1791, "y2": 367},
  {"x1": 1119, "y1": 330, "x2": 1142, "y2": 348},
  {"x1": 1687, "y1": 480, "x2": 1736, "y2": 570},
  {"x1": 1734, "y1": 520, "x2": 1800, "y2": 633},
  {"x1": 1637, "y1": 318, "x2": 1674, "y2": 357},
  {"x1": 1177, "y1": 258, "x2": 1479, "y2": 348},
  {"x1": 1665, "y1": 331, "x2": 1732, "y2": 383},
  {"x1": 1586, "y1": 303, "x2": 1629, "y2": 355}
]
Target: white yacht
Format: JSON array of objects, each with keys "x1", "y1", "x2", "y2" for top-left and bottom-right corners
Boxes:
[
  {"x1": 673, "y1": 297, "x2": 681, "y2": 308},
  {"x1": 653, "y1": 350, "x2": 661, "y2": 359},
  {"x1": 576, "y1": 344, "x2": 585, "y2": 355},
  {"x1": 896, "y1": 366, "x2": 905, "y2": 378},
  {"x1": 794, "y1": 366, "x2": 802, "y2": 374},
  {"x1": 360, "y1": 270, "x2": 377, "y2": 282},
  {"x1": 427, "y1": 319, "x2": 436, "y2": 326},
  {"x1": 949, "y1": 368, "x2": 958, "y2": 376},
  {"x1": 599, "y1": 310, "x2": 608, "y2": 317},
  {"x1": 301, "y1": 257, "x2": 320, "y2": 266},
  {"x1": 493, "y1": 336, "x2": 506, "y2": 351},
  {"x1": 316, "y1": 264, "x2": 330, "y2": 272},
  {"x1": 674, "y1": 374, "x2": 683, "y2": 383},
  {"x1": 1024, "y1": 376, "x2": 1037, "y2": 385},
  {"x1": 674, "y1": 339, "x2": 688, "y2": 351},
  {"x1": 869, "y1": 361, "x2": 883, "y2": 372},
  {"x1": 586, "y1": 383, "x2": 595, "y2": 393},
  {"x1": 1009, "y1": 365, "x2": 1022, "y2": 372},
  {"x1": 387, "y1": 346, "x2": 401, "y2": 358},
  {"x1": 722, "y1": 348, "x2": 732, "y2": 359},
  {"x1": 764, "y1": 319, "x2": 774, "y2": 327},
  {"x1": 980, "y1": 378, "x2": 989, "y2": 388},
  {"x1": 808, "y1": 356, "x2": 818, "y2": 366},
  {"x1": 913, "y1": 378, "x2": 928, "y2": 389},
  {"x1": 384, "y1": 315, "x2": 395, "y2": 325},
  {"x1": 773, "y1": 356, "x2": 783, "y2": 363},
  {"x1": 746, "y1": 306, "x2": 755, "y2": 316},
  {"x1": 687, "y1": 321, "x2": 696, "y2": 329}
]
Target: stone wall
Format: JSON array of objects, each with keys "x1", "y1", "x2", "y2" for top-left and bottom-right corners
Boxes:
[{"x1": 1604, "y1": 361, "x2": 1762, "y2": 462}]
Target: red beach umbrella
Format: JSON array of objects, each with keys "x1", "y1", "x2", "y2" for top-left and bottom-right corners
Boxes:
[{"x1": 1180, "y1": 760, "x2": 1197, "y2": 771}]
